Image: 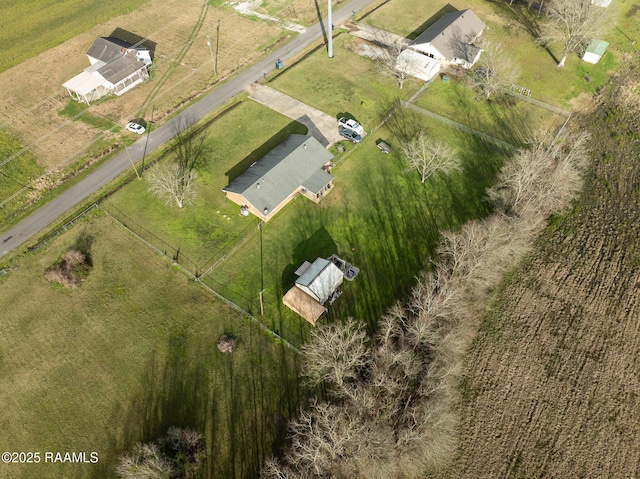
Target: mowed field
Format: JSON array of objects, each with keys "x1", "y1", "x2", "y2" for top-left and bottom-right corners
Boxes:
[
  {"x1": 432, "y1": 65, "x2": 640, "y2": 478},
  {"x1": 0, "y1": 0, "x2": 149, "y2": 73},
  {"x1": 0, "y1": 211, "x2": 303, "y2": 479}
]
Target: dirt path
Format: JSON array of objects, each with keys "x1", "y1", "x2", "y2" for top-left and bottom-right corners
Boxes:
[
  {"x1": 137, "y1": 0, "x2": 210, "y2": 116},
  {"x1": 247, "y1": 83, "x2": 342, "y2": 146}
]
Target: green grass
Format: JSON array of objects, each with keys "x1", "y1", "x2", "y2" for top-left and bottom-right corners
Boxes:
[
  {"x1": 59, "y1": 100, "x2": 120, "y2": 132},
  {"x1": 0, "y1": 211, "x2": 302, "y2": 479},
  {"x1": 270, "y1": 33, "x2": 423, "y2": 130},
  {"x1": 414, "y1": 77, "x2": 565, "y2": 146},
  {"x1": 0, "y1": 129, "x2": 44, "y2": 222},
  {"x1": 204, "y1": 113, "x2": 508, "y2": 338},
  {"x1": 0, "y1": 0, "x2": 150, "y2": 73},
  {"x1": 362, "y1": 0, "x2": 457, "y2": 39},
  {"x1": 103, "y1": 99, "x2": 307, "y2": 268}
]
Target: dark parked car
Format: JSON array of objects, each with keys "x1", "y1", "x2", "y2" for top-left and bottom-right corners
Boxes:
[{"x1": 339, "y1": 127, "x2": 362, "y2": 143}]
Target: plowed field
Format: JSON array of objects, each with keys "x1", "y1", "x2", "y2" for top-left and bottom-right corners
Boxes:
[{"x1": 436, "y1": 62, "x2": 640, "y2": 478}]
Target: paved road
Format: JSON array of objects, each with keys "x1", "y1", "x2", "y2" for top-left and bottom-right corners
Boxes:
[{"x1": 0, "y1": 0, "x2": 377, "y2": 258}]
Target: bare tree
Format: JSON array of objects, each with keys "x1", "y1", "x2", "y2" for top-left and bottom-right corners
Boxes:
[
  {"x1": 538, "y1": 0, "x2": 613, "y2": 68},
  {"x1": 162, "y1": 427, "x2": 205, "y2": 478},
  {"x1": 303, "y1": 319, "x2": 370, "y2": 403},
  {"x1": 147, "y1": 120, "x2": 208, "y2": 208},
  {"x1": 437, "y1": 215, "x2": 527, "y2": 299},
  {"x1": 375, "y1": 43, "x2": 415, "y2": 90},
  {"x1": 486, "y1": 129, "x2": 590, "y2": 224},
  {"x1": 147, "y1": 162, "x2": 197, "y2": 208},
  {"x1": 471, "y1": 40, "x2": 520, "y2": 99},
  {"x1": 400, "y1": 132, "x2": 462, "y2": 183},
  {"x1": 116, "y1": 443, "x2": 173, "y2": 479}
]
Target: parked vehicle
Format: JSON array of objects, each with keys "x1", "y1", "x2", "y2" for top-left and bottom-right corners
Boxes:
[
  {"x1": 338, "y1": 117, "x2": 364, "y2": 135},
  {"x1": 126, "y1": 122, "x2": 145, "y2": 134},
  {"x1": 339, "y1": 127, "x2": 362, "y2": 143}
]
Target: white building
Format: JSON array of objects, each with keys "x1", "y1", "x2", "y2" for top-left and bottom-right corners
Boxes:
[
  {"x1": 408, "y1": 9, "x2": 486, "y2": 69},
  {"x1": 63, "y1": 37, "x2": 152, "y2": 105}
]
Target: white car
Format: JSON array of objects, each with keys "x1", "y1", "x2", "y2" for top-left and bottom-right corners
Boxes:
[
  {"x1": 126, "y1": 122, "x2": 145, "y2": 134},
  {"x1": 338, "y1": 117, "x2": 364, "y2": 135}
]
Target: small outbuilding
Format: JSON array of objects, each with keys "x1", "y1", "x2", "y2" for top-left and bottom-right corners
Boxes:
[
  {"x1": 223, "y1": 135, "x2": 334, "y2": 222},
  {"x1": 582, "y1": 39, "x2": 609, "y2": 64},
  {"x1": 283, "y1": 257, "x2": 344, "y2": 325}
]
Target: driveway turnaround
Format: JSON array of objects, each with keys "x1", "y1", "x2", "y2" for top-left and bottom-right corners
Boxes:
[
  {"x1": 0, "y1": 0, "x2": 378, "y2": 259},
  {"x1": 247, "y1": 83, "x2": 342, "y2": 147}
]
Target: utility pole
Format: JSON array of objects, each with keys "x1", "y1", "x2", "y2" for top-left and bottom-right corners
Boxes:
[
  {"x1": 215, "y1": 20, "x2": 221, "y2": 75},
  {"x1": 141, "y1": 104, "x2": 154, "y2": 175},
  {"x1": 206, "y1": 35, "x2": 216, "y2": 75},
  {"x1": 327, "y1": 0, "x2": 333, "y2": 58}
]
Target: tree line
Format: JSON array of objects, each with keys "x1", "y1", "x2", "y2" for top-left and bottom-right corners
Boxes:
[{"x1": 263, "y1": 127, "x2": 590, "y2": 479}]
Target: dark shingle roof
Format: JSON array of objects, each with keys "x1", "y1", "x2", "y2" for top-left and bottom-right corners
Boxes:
[
  {"x1": 412, "y1": 9, "x2": 485, "y2": 62},
  {"x1": 223, "y1": 135, "x2": 333, "y2": 214},
  {"x1": 86, "y1": 37, "x2": 134, "y2": 62},
  {"x1": 97, "y1": 56, "x2": 146, "y2": 84},
  {"x1": 86, "y1": 37, "x2": 148, "y2": 84}
]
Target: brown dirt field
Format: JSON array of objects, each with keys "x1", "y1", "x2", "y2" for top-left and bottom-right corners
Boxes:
[
  {"x1": 0, "y1": 0, "x2": 290, "y2": 175},
  {"x1": 433, "y1": 65, "x2": 640, "y2": 479}
]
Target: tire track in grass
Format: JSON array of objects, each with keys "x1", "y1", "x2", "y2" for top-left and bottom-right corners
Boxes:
[{"x1": 138, "y1": 1, "x2": 209, "y2": 116}]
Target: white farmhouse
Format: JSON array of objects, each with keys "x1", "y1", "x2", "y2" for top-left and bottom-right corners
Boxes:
[
  {"x1": 408, "y1": 9, "x2": 486, "y2": 69},
  {"x1": 63, "y1": 37, "x2": 152, "y2": 105}
]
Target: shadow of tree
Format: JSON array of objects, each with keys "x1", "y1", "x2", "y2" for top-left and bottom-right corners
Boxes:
[
  {"x1": 110, "y1": 323, "x2": 305, "y2": 479},
  {"x1": 281, "y1": 227, "x2": 338, "y2": 292}
]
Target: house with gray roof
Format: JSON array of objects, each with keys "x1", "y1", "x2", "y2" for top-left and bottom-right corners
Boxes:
[
  {"x1": 63, "y1": 37, "x2": 152, "y2": 105},
  {"x1": 409, "y1": 9, "x2": 486, "y2": 69},
  {"x1": 223, "y1": 134, "x2": 334, "y2": 221}
]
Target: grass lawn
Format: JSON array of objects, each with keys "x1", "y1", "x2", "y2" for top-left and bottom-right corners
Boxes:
[
  {"x1": 269, "y1": 32, "x2": 423, "y2": 130},
  {"x1": 0, "y1": 130, "x2": 44, "y2": 223},
  {"x1": 0, "y1": 211, "x2": 302, "y2": 479},
  {"x1": 0, "y1": 0, "x2": 150, "y2": 73},
  {"x1": 204, "y1": 111, "x2": 508, "y2": 341},
  {"x1": 362, "y1": 0, "x2": 622, "y2": 108},
  {"x1": 413, "y1": 77, "x2": 566, "y2": 147},
  {"x1": 59, "y1": 100, "x2": 121, "y2": 132},
  {"x1": 103, "y1": 99, "x2": 307, "y2": 269}
]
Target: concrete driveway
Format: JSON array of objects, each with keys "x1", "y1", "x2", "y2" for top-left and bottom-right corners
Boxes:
[{"x1": 247, "y1": 83, "x2": 342, "y2": 147}]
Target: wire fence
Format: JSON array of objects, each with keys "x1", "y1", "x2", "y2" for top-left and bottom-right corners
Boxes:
[
  {"x1": 100, "y1": 201, "x2": 202, "y2": 274},
  {"x1": 28, "y1": 203, "x2": 100, "y2": 253}
]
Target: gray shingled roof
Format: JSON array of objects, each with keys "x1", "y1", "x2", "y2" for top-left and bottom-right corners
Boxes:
[
  {"x1": 223, "y1": 135, "x2": 333, "y2": 214},
  {"x1": 86, "y1": 37, "x2": 134, "y2": 62},
  {"x1": 412, "y1": 9, "x2": 485, "y2": 63},
  {"x1": 86, "y1": 37, "x2": 148, "y2": 84},
  {"x1": 97, "y1": 56, "x2": 145, "y2": 84}
]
